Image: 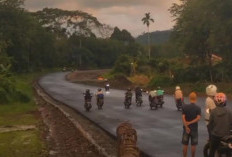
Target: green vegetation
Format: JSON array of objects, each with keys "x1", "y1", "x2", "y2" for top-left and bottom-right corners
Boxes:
[
  {"x1": 111, "y1": 0, "x2": 232, "y2": 94},
  {"x1": 0, "y1": 130, "x2": 47, "y2": 157},
  {"x1": 0, "y1": 71, "x2": 52, "y2": 156}
]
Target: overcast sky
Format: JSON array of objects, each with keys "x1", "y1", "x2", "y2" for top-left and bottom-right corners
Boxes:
[{"x1": 24, "y1": 0, "x2": 179, "y2": 37}]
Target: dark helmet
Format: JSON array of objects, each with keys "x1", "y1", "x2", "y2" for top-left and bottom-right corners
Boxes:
[
  {"x1": 98, "y1": 88, "x2": 102, "y2": 91},
  {"x1": 127, "y1": 88, "x2": 131, "y2": 91},
  {"x1": 86, "y1": 89, "x2": 90, "y2": 93}
]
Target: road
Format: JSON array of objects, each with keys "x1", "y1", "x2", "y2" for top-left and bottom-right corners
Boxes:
[{"x1": 39, "y1": 72, "x2": 232, "y2": 157}]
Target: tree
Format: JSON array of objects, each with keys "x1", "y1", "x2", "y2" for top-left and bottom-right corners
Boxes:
[
  {"x1": 142, "y1": 12, "x2": 154, "y2": 60},
  {"x1": 169, "y1": 0, "x2": 232, "y2": 82},
  {"x1": 110, "y1": 27, "x2": 134, "y2": 43}
]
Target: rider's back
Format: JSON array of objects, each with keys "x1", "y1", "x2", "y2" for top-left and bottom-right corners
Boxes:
[
  {"x1": 175, "y1": 89, "x2": 183, "y2": 99},
  {"x1": 209, "y1": 107, "x2": 232, "y2": 137}
]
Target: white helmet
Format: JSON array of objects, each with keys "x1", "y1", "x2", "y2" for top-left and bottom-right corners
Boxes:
[
  {"x1": 206, "y1": 84, "x2": 217, "y2": 96},
  {"x1": 176, "y1": 86, "x2": 180, "y2": 90}
]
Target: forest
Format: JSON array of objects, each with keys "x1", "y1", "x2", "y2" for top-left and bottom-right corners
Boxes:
[{"x1": 1, "y1": 0, "x2": 232, "y2": 103}]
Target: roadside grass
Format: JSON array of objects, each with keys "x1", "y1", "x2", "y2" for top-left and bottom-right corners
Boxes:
[
  {"x1": 0, "y1": 70, "x2": 58, "y2": 157},
  {"x1": 0, "y1": 130, "x2": 47, "y2": 157}
]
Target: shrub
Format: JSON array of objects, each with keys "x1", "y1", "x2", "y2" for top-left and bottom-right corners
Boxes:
[
  {"x1": 13, "y1": 90, "x2": 30, "y2": 103},
  {"x1": 148, "y1": 75, "x2": 173, "y2": 88}
]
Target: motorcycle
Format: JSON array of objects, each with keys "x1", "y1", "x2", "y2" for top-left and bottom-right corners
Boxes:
[
  {"x1": 156, "y1": 95, "x2": 164, "y2": 108},
  {"x1": 176, "y1": 98, "x2": 183, "y2": 111},
  {"x1": 84, "y1": 94, "x2": 92, "y2": 112},
  {"x1": 105, "y1": 83, "x2": 110, "y2": 92},
  {"x1": 96, "y1": 95, "x2": 104, "y2": 109},
  {"x1": 124, "y1": 96, "x2": 132, "y2": 109},
  {"x1": 149, "y1": 96, "x2": 158, "y2": 110},
  {"x1": 203, "y1": 135, "x2": 232, "y2": 157},
  {"x1": 136, "y1": 95, "x2": 143, "y2": 107}
]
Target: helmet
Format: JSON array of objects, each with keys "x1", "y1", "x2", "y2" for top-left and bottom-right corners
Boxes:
[
  {"x1": 206, "y1": 84, "x2": 217, "y2": 96},
  {"x1": 86, "y1": 89, "x2": 90, "y2": 93},
  {"x1": 214, "y1": 93, "x2": 226, "y2": 106},
  {"x1": 176, "y1": 86, "x2": 180, "y2": 90},
  {"x1": 157, "y1": 86, "x2": 160, "y2": 90},
  {"x1": 98, "y1": 88, "x2": 102, "y2": 91},
  {"x1": 127, "y1": 88, "x2": 131, "y2": 91}
]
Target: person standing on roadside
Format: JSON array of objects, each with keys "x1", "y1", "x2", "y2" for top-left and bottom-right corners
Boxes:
[
  {"x1": 205, "y1": 84, "x2": 217, "y2": 138},
  {"x1": 182, "y1": 92, "x2": 201, "y2": 157}
]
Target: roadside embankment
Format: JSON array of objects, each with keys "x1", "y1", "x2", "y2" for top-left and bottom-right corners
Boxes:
[{"x1": 34, "y1": 80, "x2": 117, "y2": 157}]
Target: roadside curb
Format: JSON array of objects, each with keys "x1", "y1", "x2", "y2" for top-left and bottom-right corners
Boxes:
[{"x1": 34, "y1": 81, "x2": 116, "y2": 157}]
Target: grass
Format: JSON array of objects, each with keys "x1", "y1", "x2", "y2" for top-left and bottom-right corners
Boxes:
[
  {"x1": 0, "y1": 130, "x2": 47, "y2": 157},
  {"x1": 0, "y1": 70, "x2": 58, "y2": 157}
]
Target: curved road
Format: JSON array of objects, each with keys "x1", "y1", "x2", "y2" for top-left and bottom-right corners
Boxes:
[{"x1": 39, "y1": 72, "x2": 232, "y2": 157}]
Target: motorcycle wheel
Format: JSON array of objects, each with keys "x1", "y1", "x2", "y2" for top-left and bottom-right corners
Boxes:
[{"x1": 97, "y1": 100, "x2": 103, "y2": 110}]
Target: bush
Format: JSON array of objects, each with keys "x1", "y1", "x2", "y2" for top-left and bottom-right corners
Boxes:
[
  {"x1": 173, "y1": 65, "x2": 210, "y2": 83},
  {"x1": 13, "y1": 90, "x2": 30, "y2": 103},
  {"x1": 148, "y1": 75, "x2": 173, "y2": 88},
  {"x1": 0, "y1": 87, "x2": 9, "y2": 103}
]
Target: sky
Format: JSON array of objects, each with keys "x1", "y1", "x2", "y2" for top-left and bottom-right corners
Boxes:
[{"x1": 24, "y1": 0, "x2": 179, "y2": 37}]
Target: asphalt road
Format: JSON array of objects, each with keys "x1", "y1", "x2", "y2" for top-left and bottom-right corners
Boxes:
[{"x1": 39, "y1": 72, "x2": 232, "y2": 157}]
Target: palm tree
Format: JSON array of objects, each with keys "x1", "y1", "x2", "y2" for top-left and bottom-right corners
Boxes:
[{"x1": 142, "y1": 12, "x2": 154, "y2": 60}]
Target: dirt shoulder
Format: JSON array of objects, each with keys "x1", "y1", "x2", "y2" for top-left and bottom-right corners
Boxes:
[
  {"x1": 66, "y1": 69, "x2": 134, "y2": 91},
  {"x1": 35, "y1": 82, "x2": 117, "y2": 157}
]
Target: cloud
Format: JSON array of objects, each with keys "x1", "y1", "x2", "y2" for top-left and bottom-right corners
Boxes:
[
  {"x1": 96, "y1": 4, "x2": 176, "y2": 36},
  {"x1": 77, "y1": 0, "x2": 172, "y2": 9},
  {"x1": 24, "y1": 0, "x2": 179, "y2": 36}
]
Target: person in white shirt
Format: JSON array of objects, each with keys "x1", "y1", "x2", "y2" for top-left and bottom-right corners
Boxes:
[{"x1": 205, "y1": 84, "x2": 217, "y2": 138}]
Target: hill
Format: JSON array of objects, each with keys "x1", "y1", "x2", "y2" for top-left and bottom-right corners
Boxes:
[
  {"x1": 136, "y1": 30, "x2": 172, "y2": 44},
  {"x1": 32, "y1": 8, "x2": 113, "y2": 38}
]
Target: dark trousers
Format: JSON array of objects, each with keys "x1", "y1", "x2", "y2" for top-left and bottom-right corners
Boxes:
[
  {"x1": 209, "y1": 135, "x2": 221, "y2": 157},
  {"x1": 207, "y1": 124, "x2": 211, "y2": 139}
]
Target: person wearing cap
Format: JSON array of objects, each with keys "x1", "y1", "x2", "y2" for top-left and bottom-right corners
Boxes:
[
  {"x1": 208, "y1": 93, "x2": 232, "y2": 157},
  {"x1": 182, "y1": 92, "x2": 201, "y2": 157},
  {"x1": 205, "y1": 84, "x2": 217, "y2": 138}
]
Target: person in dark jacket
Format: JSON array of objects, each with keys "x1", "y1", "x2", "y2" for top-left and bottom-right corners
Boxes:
[{"x1": 208, "y1": 92, "x2": 232, "y2": 157}]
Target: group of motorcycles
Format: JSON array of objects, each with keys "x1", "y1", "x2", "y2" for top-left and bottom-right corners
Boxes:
[
  {"x1": 124, "y1": 88, "x2": 165, "y2": 110},
  {"x1": 83, "y1": 84, "x2": 109, "y2": 112}
]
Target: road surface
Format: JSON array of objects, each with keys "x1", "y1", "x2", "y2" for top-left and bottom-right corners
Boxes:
[{"x1": 39, "y1": 72, "x2": 232, "y2": 157}]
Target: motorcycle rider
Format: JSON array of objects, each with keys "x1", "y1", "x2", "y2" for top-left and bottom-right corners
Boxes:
[
  {"x1": 84, "y1": 89, "x2": 92, "y2": 101},
  {"x1": 135, "y1": 86, "x2": 142, "y2": 103},
  {"x1": 205, "y1": 84, "x2": 217, "y2": 138},
  {"x1": 174, "y1": 86, "x2": 184, "y2": 110},
  {"x1": 105, "y1": 81, "x2": 110, "y2": 91},
  {"x1": 125, "y1": 88, "x2": 133, "y2": 104},
  {"x1": 149, "y1": 90, "x2": 157, "y2": 104},
  {"x1": 83, "y1": 89, "x2": 92, "y2": 111},
  {"x1": 157, "y1": 86, "x2": 164, "y2": 104},
  {"x1": 96, "y1": 88, "x2": 104, "y2": 103},
  {"x1": 208, "y1": 93, "x2": 232, "y2": 157}
]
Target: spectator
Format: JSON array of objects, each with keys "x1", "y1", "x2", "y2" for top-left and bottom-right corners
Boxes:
[
  {"x1": 205, "y1": 84, "x2": 217, "y2": 138},
  {"x1": 182, "y1": 92, "x2": 201, "y2": 157}
]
